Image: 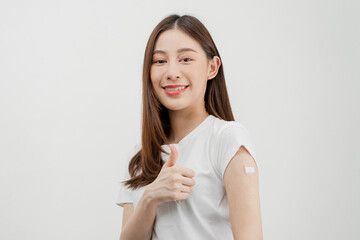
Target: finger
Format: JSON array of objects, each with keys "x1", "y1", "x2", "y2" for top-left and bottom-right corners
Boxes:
[
  {"x1": 177, "y1": 192, "x2": 191, "y2": 201},
  {"x1": 168, "y1": 144, "x2": 178, "y2": 166},
  {"x1": 179, "y1": 184, "x2": 193, "y2": 193},
  {"x1": 179, "y1": 176, "x2": 196, "y2": 187},
  {"x1": 179, "y1": 167, "x2": 196, "y2": 178},
  {"x1": 164, "y1": 144, "x2": 178, "y2": 168}
]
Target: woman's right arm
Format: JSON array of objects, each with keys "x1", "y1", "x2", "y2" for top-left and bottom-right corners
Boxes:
[
  {"x1": 120, "y1": 145, "x2": 195, "y2": 239},
  {"x1": 120, "y1": 190, "x2": 158, "y2": 240}
]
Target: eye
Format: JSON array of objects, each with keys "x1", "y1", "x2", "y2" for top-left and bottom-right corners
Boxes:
[
  {"x1": 181, "y1": 58, "x2": 192, "y2": 62},
  {"x1": 153, "y1": 60, "x2": 166, "y2": 64},
  {"x1": 152, "y1": 58, "x2": 192, "y2": 64}
]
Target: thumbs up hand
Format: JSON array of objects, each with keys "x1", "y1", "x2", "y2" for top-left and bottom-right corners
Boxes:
[{"x1": 144, "y1": 145, "x2": 196, "y2": 206}]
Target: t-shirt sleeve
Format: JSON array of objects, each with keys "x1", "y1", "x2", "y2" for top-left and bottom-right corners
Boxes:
[
  {"x1": 116, "y1": 171, "x2": 133, "y2": 208},
  {"x1": 115, "y1": 143, "x2": 141, "y2": 208},
  {"x1": 215, "y1": 123, "x2": 257, "y2": 179}
]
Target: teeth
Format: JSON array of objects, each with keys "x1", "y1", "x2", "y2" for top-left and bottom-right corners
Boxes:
[{"x1": 165, "y1": 86, "x2": 186, "y2": 91}]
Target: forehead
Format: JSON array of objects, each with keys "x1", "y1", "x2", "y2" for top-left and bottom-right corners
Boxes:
[{"x1": 153, "y1": 29, "x2": 202, "y2": 54}]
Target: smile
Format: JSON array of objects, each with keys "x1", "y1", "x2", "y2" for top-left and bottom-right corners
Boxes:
[{"x1": 163, "y1": 85, "x2": 189, "y2": 96}]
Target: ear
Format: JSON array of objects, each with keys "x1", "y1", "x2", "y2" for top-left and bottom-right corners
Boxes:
[{"x1": 207, "y1": 56, "x2": 221, "y2": 80}]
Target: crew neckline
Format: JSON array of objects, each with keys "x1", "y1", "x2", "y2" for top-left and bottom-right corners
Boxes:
[{"x1": 161, "y1": 114, "x2": 215, "y2": 147}]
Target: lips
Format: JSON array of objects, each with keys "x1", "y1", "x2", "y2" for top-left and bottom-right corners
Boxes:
[
  {"x1": 163, "y1": 85, "x2": 188, "y2": 96},
  {"x1": 162, "y1": 84, "x2": 189, "y2": 89}
]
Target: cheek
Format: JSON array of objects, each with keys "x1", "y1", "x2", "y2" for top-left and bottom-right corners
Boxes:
[
  {"x1": 186, "y1": 71, "x2": 208, "y2": 88},
  {"x1": 150, "y1": 68, "x2": 163, "y2": 83},
  {"x1": 185, "y1": 64, "x2": 207, "y2": 79}
]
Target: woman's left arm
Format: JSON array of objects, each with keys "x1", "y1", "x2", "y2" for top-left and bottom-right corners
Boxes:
[{"x1": 223, "y1": 145, "x2": 263, "y2": 240}]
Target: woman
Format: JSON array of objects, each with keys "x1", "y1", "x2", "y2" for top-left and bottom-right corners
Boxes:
[{"x1": 117, "y1": 14, "x2": 263, "y2": 240}]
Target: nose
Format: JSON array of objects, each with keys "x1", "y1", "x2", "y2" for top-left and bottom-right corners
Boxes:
[{"x1": 166, "y1": 59, "x2": 180, "y2": 80}]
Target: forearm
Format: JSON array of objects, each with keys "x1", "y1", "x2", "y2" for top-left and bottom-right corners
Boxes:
[{"x1": 120, "y1": 192, "x2": 158, "y2": 240}]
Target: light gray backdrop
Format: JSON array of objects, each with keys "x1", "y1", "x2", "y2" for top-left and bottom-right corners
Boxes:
[{"x1": 0, "y1": 0, "x2": 359, "y2": 239}]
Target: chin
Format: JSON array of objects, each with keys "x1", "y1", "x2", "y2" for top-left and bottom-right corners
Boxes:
[{"x1": 162, "y1": 102, "x2": 188, "y2": 111}]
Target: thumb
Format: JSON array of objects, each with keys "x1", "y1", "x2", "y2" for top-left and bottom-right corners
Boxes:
[{"x1": 164, "y1": 144, "x2": 178, "y2": 168}]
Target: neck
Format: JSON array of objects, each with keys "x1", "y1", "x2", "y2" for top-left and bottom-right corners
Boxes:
[{"x1": 167, "y1": 107, "x2": 209, "y2": 144}]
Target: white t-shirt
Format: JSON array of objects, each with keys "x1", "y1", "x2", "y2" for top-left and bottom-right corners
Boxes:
[{"x1": 116, "y1": 114, "x2": 258, "y2": 239}]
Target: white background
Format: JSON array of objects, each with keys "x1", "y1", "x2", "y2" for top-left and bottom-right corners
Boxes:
[{"x1": 0, "y1": 0, "x2": 359, "y2": 239}]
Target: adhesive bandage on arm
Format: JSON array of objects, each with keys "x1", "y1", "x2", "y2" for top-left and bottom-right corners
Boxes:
[{"x1": 244, "y1": 166, "x2": 256, "y2": 174}]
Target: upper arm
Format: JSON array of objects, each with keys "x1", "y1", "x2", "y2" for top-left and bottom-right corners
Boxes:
[
  {"x1": 223, "y1": 145, "x2": 263, "y2": 240},
  {"x1": 122, "y1": 203, "x2": 134, "y2": 229}
]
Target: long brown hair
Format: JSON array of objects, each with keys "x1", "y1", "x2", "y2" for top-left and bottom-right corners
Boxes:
[{"x1": 122, "y1": 14, "x2": 235, "y2": 190}]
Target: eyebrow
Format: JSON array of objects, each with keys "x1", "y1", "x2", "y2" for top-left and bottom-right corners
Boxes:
[{"x1": 152, "y1": 48, "x2": 197, "y2": 55}]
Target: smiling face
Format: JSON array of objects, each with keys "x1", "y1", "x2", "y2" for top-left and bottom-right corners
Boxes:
[{"x1": 150, "y1": 29, "x2": 220, "y2": 114}]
